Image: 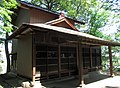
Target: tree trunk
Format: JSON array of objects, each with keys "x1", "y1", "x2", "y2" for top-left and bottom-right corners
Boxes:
[{"x1": 5, "y1": 33, "x2": 10, "y2": 72}]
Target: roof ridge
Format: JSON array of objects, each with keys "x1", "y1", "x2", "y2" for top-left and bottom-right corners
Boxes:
[
  {"x1": 45, "y1": 17, "x2": 78, "y2": 31},
  {"x1": 45, "y1": 17, "x2": 65, "y2": 25}
]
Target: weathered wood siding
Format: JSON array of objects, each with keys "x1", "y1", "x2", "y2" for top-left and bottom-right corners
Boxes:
[
  {"x1": 15, "y1": 8, "x2": 30, "y2": 27},
  {"x1": 30, "y1": 8, "x2": 74, "y2": 25},
  {"x1": 12, "y1": 39, "x2": 18, "y2": 54},
  {"x1": 17, "y1": 33, "x2": 32, "y2": 78},
  {"x1": 30, "y1": 8, "x2": 58, "y2": 23},
  {"x1": 12, "y1": 8, "x2": 30, "y2": 54}
]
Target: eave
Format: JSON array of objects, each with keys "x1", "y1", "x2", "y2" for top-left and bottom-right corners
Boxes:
[{"x1": 7, "y1": 23, "x2": 120, "y2": 46}]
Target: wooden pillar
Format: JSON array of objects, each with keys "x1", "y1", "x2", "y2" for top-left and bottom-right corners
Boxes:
[
  {"x1": 58, "y1": 44, "x2": 61, "y2": 78},
  {"x1": 32, "y1": 67, "x2": 36, "y2": 84},
  {"x1": 77, "y1": 40, "x2": 84, "y2": 87},
  {"x1": 32, "y1": 32, "x2": 36, "y2": 85},
  {"x1": 108, "y1": 46, "x2": 113, "y2": 77},
  {"x1": 90, "y1": 47, "x2": 92, "y2": 71},
  {"x1": 100, "y1": 47, "x2": 102, "y2": 69}
]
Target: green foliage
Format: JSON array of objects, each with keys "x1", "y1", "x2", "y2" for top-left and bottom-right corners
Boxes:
[
  {"x1": 115, "y1": 32, "x2": 120, "y2": 41},
  {"x1": 0, "y1": 60, "x2": 4, "y2": 63},
  {"x1": 102, "y1": 46, "x2": 120, "y2": 72},
  {"x1": 0, "y1": 85, "x2": 3, "y2": 88},
  {"x1": 101, "y1": 0, "x2": 120, "y2": 35},
  {"x1": 31, "y1": 0, "x2": 60, "y2": 10},
  {"x1": 0, "y1": 0, "x2": 18, "y2": 32},
  {"x1": 0, "y1": 0, "x2": 18, "y2": 72},
  {"x1": 30, "y1": 0, "x2": 110, "y2": 39}
]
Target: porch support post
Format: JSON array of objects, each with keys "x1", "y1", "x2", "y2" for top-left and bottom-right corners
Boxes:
[
  {"x1": 90, "y1": 47, "x2": 92, "y2": 71},
  {"x1": 58, "y1": 44, "x2": 61, "y2": 78},
  {"x1": 32, "y1": 32, "x2": 36, "y2": 85},
  {"x1": 108, "y1": 46, "x2": 113, "y2": 77},
  {"x1": 77, "y1": 39, "x2": 84, "y2": 87}
]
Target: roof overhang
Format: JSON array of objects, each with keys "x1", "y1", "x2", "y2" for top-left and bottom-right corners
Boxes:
[{"x1": 7, "y1": 23, "x2": 120, "y2": 46}]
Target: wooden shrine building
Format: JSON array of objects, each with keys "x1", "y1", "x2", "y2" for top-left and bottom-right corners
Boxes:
[{"x1": 8, "y1": 1, "x2": 120, "y2": 87}]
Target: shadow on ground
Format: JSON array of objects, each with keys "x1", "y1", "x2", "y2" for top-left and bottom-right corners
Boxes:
[
  {"x1": 0, "y1": 71, "x2": 110, "y2": 88},
  {"x1": 42, "y1": 71, "x2": 110, "y2": 88},
  {"x1": 84, "y1": 71, "x2": 109, "y2": 84},
  {"x1": 0, "y1": 72, "x2": 30, "y2": 88},
  {"x1": 105, "y1": 86, "x2": 120, "y2": 88}
]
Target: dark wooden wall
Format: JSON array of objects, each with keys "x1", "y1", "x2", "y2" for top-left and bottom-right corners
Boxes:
[
  {"x1": 29, "y1": 8, "x2": 75, "y2": 25},
  {"x1": 30, "y1": 8, "x2": 58, "y2": 23},
  {"x1": 33, "y1": 31, "x2": 102, "y2": 81}
]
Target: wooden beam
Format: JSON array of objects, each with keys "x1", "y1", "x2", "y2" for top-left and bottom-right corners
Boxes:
[
  {"x1": 77, "y1": 40, "x2": 84, "y2": 87},
  {"x1": 20, "y1": 4, "x2": 30, "y2": 10},
  {"x1": 108, "y1": 46, "x2": 113, "y2": 77}
]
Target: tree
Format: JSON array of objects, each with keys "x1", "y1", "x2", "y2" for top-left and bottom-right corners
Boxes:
[
  {"x1": 0, "y1": 0, "x2": 17, "y2": 72},
  {"x1": 100, "y1": 0, "x2": 120, "y2": 35},
  {"x1": 30, "y1": 0, "x2": 109, "y2": 38},
  {"x1": 0, "y1": 60, "x2": 4, "y2": 73},
  {"x1": 31, "y1": 0, "x2": 60, "y2": 11},
  {"x1": 101, "y1": 0, "x2": 120, "y2": 71}
]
